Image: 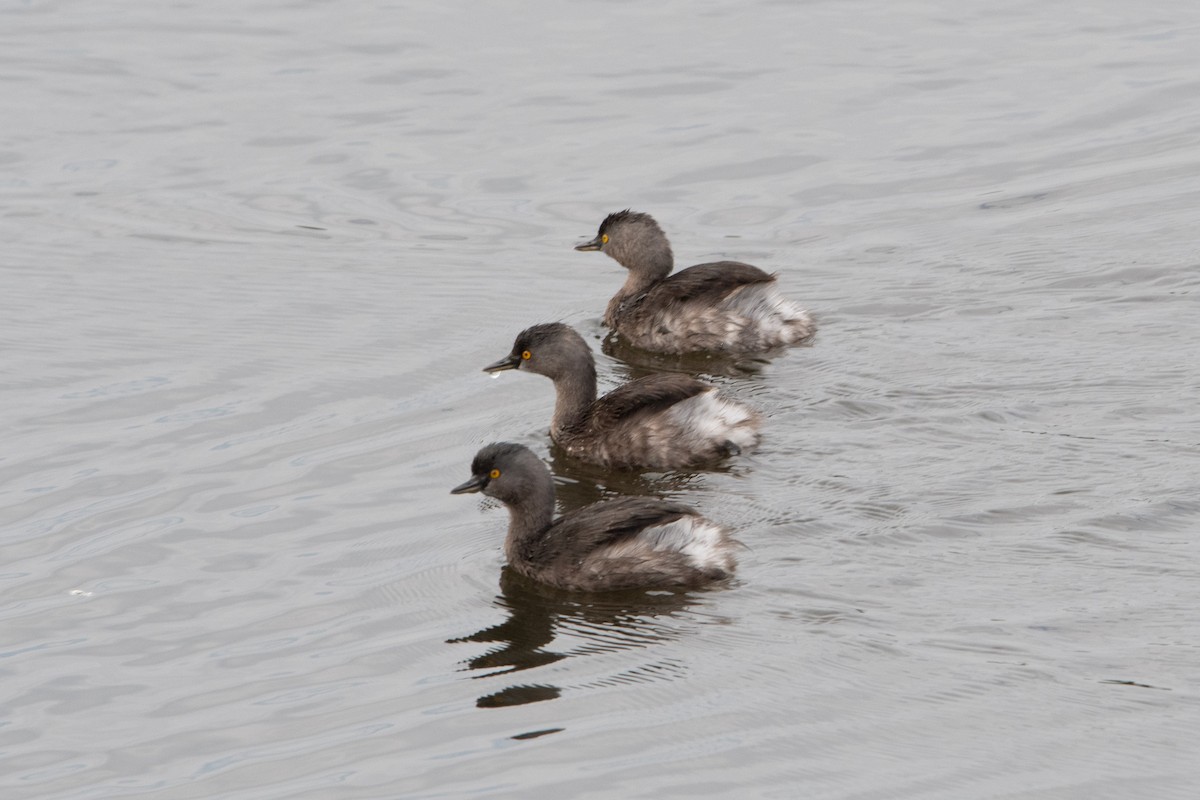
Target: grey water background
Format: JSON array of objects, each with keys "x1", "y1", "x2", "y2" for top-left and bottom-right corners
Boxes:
[{"x1": 3, "y1": 0, "x2": 1199, "y2": 797}]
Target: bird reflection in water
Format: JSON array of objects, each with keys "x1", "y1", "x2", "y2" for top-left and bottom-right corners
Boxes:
[
  {"x1": 449, "y1": 437, "x2": 724, "y2": 715},
  {"x1": 449, "y1": 567, "x2": 701, "y2": 712},
  {"x1": 545, "y1": 443, "x2": 714, "y2": 508},
  {"x1": 601, "y1": 330, "x2": 783, "y2": 381}
]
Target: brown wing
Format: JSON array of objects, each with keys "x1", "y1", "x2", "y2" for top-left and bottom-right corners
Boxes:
[
  {"x1": 649, "y1": 261, "x2": 775, "y2": 306},
  {"x1": 543, "y1": 496, "x2": 696, "y2": 558},
  {"x1": 589, "y1": 373, "x2": 710, "y2": 430}
]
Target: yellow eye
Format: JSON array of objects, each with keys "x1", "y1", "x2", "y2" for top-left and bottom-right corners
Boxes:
[
  {"x1": 489, "y1": 468, "x2": 501, "y2": 479},
  {"x1": 601, "y1": 233, "x2": 609, "y2": 244},
  {"x1": 521, "y1": 350, "x2": 531, "y2": 360}
]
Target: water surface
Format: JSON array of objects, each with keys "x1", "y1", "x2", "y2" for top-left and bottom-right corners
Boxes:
[{"x1": 3, "y1": 1, "x2": 1199, "y2": 798}]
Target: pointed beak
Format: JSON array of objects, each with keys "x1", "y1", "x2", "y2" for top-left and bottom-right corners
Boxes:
[
  {"x1": 482, "y1": 353, "x2": 521, "y2": 373},
  {"x1": 451, "y1": 474, "x2": 488, "y2": 494},
  {"x1": 574, "y1": 235, "x2": 603, "y2": 252}
]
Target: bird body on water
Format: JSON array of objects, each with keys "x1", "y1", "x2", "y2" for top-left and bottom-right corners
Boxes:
[
  {"x1": 575, "y1": 210, "x2": 815, "y2": 354},
  {"x1": 451, "y1": 442, "x2": 739, "y2": 591},
  {"x1": 484, "y1": 322, "x2": 760, "y2": 470}
]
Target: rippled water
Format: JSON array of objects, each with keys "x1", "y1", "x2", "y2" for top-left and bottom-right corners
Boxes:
[{"x1": 3, "y1": 1, "x2": 1199, "y2": 798}]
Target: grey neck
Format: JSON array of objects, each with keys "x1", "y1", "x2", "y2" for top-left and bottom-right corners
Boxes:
[
  {"x1": 503, "y1": 475, "x2": 556, "y2": 564},
  {"x1": 605, "y1": 232, "x2": 673, "y2": 325},
  {"x1": 549, "y1": 359, "x2": 598, "y2": 438}
]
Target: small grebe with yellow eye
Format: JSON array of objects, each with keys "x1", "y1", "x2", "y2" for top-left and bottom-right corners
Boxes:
[
  {"x1": 575, "y1": 210, "x2": 815, "y2": 354},
  {"x1": 483, "y1": 322, "x2": 760, "y2": 470},
  {"x1": 451, "y1": 442, "x2": 738, "y2": 591}
]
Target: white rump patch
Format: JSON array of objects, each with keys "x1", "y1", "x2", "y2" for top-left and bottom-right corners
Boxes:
[
  {"x1": 627, "y1": 515, "x2": 735, "y2": 572},
  {"x1": 666, "y1": 389, "x2": 760, "y2": 452},
  {"x1": 721, "y1": 283, "x2": 815, "y2": 345}
]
